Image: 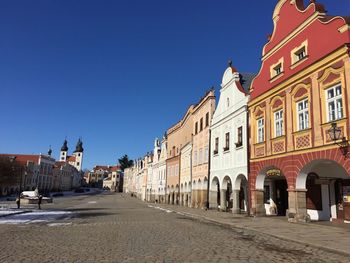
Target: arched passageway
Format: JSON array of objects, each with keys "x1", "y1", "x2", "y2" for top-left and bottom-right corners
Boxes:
[
  {"x1": 296, "y1": 159, "x2": 350, "y2": 222},
  {"x1": 255, "y1": 166, "x2": 289, "y2": 216},
  {"x1": 209, "y1": 177, "x2": 220, "y2": 209}
]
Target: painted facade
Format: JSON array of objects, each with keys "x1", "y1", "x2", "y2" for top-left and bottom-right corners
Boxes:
[
  {"x1": 180, "y1": 142, "x2": 192, "y2": 207},
  {"x1": 210, "y1": 65, "x2": 253, "y2": 213},
  {"x1": 248, "y1": 0, "x2": 350, "y2": 222},
  {"x1": 166, "y1": 105, "x2": 194, "y2": 205},
  {"x1": 158, "y1": 135, "x2": 167, "y2": 203},
  {"x1": 191, "y1": 90, "x2": 216, "y2": 208}
]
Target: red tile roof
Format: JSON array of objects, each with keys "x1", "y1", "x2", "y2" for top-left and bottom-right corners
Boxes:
[{"x1": 0, "y1": 154, "x2": 39, "y2": 165}]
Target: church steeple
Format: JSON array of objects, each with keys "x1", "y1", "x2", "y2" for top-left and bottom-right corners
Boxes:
[
  {"x1": 74, "y1": 138, "x2": 84, "y2": 153},
  {"x1": 48, "y1": 146, "x2": 52, "y2": 156},
  {"x1": 60, "y1": 139, "x2": 68, "y2": 162},
  {"x1": 61, "y1": 139, "x2": 68, "y2": 152}
]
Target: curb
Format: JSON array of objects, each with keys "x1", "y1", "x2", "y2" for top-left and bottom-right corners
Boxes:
[
  {"x1": 152, "y1": 205, "x2": 350, "y2": 257},
  {"x1": 0, "y1": 210, "x2": 32, "y2": 218}
]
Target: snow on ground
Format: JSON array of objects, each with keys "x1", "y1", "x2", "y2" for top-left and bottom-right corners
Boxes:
[{"x1": 0, "y1": 210, "x2": 73, "y2": 225}]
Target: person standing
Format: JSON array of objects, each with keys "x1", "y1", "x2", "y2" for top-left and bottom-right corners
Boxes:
[{"x1": 38, "y1": 195, "x2": 43, "y2": 210}]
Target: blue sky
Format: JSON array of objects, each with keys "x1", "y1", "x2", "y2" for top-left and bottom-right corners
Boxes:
[{"x1": 0, "y1": 0, "x2": 349, "y2": 169}]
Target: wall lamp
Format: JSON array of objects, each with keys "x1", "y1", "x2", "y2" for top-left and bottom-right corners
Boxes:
[{"x1": 327, "y1": 122, "x2": 350, "y2": 157}]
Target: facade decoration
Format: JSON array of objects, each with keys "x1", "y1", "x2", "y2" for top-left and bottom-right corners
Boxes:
[
  {"x1": 191, "y1": 89, "x2": 216, "y2": 208},
  {"x1": 210, "y1": 63, "x2": 254, "y2": 213},
  {"x1": 248, "y1": 0, "x2": 350, "y2": 222}
]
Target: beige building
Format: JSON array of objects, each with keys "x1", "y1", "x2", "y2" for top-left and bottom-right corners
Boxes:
[
  {"x1": 191, "y1": 89, "x2": 216, "y2": 208},
  {"x1": 166, "y1": 105, "x2": 194, "y2": 205}
]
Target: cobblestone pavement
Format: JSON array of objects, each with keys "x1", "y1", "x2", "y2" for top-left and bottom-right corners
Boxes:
[{"x1": 0, "y1": 193, "x2": 348, "y2": 263}]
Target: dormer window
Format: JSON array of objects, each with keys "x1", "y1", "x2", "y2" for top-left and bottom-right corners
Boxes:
[
  {"x1": 291, "y1": 40, "x2": 308, "y2": 68},
  {"x1": 274, "y1": 64, "x2": 282, "y2": 76},
  {"x1": 295, "y1": 47, "x2": 306, "y2": 61},
  {"x1": 270, "y1": 57, "x2": 284, "y2": 80}
]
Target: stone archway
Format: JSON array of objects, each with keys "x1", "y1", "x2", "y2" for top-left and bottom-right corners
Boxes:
[
  {"x1": 295, "y1": 159, "x2": 350, "y2": 222},
  {"x1": 221, "y1": 176, "x2": 232, "y2": 212},
  {"x1": 209, "y1": 176, "x2": 220, "y2": 209},
  {"x1": 233, "y1": 174, "x2": 248, "y2": 214},
  {"x1": 254, "y1": 166, "x2": 288, "y2": 216}
]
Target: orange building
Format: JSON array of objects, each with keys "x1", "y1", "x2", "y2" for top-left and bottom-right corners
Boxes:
[{"x1": 248, "y1": 0, "x2": 350, "y2": 222}]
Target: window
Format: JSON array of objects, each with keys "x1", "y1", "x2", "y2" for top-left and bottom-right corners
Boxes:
[
  {"x1": 62, "y1": 152, "x2": 65, "y2": 156},
  {"x1": 77, "y1": 162, "x2": 80, "y2": 166},
  {"x1": 236, "y1": 126, "x2": 243, "y2": 147},
  {"x1": 327, "y1": 85, "x2": 343, "y2": 121},
  {"x1": 195, "y1": 122, "x2": 198, "y2": 135},
  {"x1": 274, "y1": 64, "x2": 282, "y2": 76},
  {"x1": 274, "y1": 110, "x2": 283, "y2": 137},
  {"x1": 224, "y1": 132, "x2": 230, "y2": 151},
  {"x1": 194, "y1": 151, "x2": 197, "y2": 166},
  {"x1": 257, "y1": 118, "x2": 264, "y2": 143},
  {"x1": 297, "y1": 99, "x2": 309, "y2": 131},
  {"x1": 200, "y1": 118, "x2": 203, "y2": 131},
  {"x1": 227, "y1": 98, "x2": 230, "y2": 108},
  {"x1": 214, "y1": 137, "x2": 219, "y2": 154},
  {"x1": 295, "y1": 47, "x2": 306, "y2": 61},
  {"x1": 205, "y1": 112, "x2": 209, "y2": 127}
]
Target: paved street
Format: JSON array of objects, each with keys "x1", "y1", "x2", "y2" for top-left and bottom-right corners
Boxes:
[{"x1": 0, "y1": 193, "x2": 348, "y2": 263}]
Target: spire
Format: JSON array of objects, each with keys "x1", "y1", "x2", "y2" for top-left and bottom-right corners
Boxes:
[
  {"x1": 61, "y1": 139, "x2": 68, "y2": 152},
  {"x1": 74, "y1": 138, "x2": 84, "y2": 153},
  {"x1": 48, "y1": 145, "x2": 52, "y2": 156}
]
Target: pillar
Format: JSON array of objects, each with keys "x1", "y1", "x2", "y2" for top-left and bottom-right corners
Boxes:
[
  {"x1": 220, "y1": 189, "x2": 227, "y2": 211},
  {"x1": 232, "y1": 189, "x2": 241, "y2": 214},
  {"x1": 252, "y1": 190, "x2": 265, "y2": 216},
  {"x1": 209, "y1": 190, "x2": 218, "y2": 209}
]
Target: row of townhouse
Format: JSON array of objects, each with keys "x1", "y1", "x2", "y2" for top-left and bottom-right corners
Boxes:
[
  {"x1": 124, "y1": 0, "x2": 350, "y2": 223},
  {"x1": 85, "y1": 165, "x2": 122, "y2": 191},
  {"x1": 0, "y1": 139, "x2": 84, "y2": 195}
]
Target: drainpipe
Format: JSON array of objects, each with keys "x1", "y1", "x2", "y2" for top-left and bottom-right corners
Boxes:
[
  {"x1": 246, "y1": 105, "x2": 251, "y2": 216},
  {"x1": 206, "y1": 128, "x2": 212, "y2": 210},
  {"x1": 190, "y1": 135, "x2": 193, "y2": 207}
]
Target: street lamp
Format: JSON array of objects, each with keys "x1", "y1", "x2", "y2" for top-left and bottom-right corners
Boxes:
[{"x1": 327, "y1": 122, "x2": 350, "y2": 157}]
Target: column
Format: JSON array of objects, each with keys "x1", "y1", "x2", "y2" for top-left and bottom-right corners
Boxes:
[
  {"x1": 285, "y1": 88, "x2": 294, "y2": 151},
  {"x1": 311, "y1": 73, "x2": 323, "y2": 146},
  {"x1": 220, "y1": 189, "x2": 227, "y2": 211},
  {"x1": 209, "y1": 190, "x2": 218, "y2": 209},
  {"x1": 253, "y1": 190, "x2": 265, "y2": 216},
  {"x1": 232, "y1": 189, "x2": 241, "y2": 214},
  {"x1": 265, "y1": 98, "x2": 272, "y2": 155}
]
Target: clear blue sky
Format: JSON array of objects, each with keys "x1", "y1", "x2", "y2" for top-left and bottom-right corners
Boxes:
[{"x1": 0, "y1": 0, "x2": 349, "y2": 169}]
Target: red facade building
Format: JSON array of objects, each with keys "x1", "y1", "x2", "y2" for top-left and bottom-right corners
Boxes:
[{"x1": 248, "y1": 0, "x2": 350, "y2": 222}]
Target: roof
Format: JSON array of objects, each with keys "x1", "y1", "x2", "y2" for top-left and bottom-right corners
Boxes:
[
  {"x1": 68, "y1": 156, "x2": 76, "y2": 162},
  {"x1": 110, "y1": 166, "x2": 121, "y2": 172},
  {"x1": 239, "y1": 73, "x2": 256, "y2": 93},
  {"x1": 0, "y1": 154, "x2": 40, "y2": 165}
]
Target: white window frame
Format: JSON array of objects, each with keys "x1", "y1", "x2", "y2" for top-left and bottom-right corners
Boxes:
[
  {"x1": 326, "y1": 85, "x2": 343, "y2": 122},
  {"x1": 257, "y1": 118, "x2": 264, "y2": 143},
  {"x1": 274, "y1": 110, "x2": 284, "y2": 137},
  {"x1": 297, "y1": 99, "x2": 309, "y2": 131}
]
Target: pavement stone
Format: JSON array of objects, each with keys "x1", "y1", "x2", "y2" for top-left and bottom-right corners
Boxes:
[{"x1": 0, "y1": 193, "x2": 348, "y2": 263}]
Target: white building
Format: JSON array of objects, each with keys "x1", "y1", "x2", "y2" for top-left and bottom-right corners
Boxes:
[
  {"x1": 209, "y1": 62, "x2": 255, "y2": 213},
  {"x1": 158, "y1": 135, "x2": 167, "y2": 203}
]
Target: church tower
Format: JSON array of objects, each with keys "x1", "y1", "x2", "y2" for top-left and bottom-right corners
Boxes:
[
  {"x1": 72, "y1": 138, "x2": 84, "y2": 171},
  {"x1": 60, "y1": 139, "x2": 68, "y2": 161}
]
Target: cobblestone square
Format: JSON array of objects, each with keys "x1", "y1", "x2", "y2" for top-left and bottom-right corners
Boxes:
[{"x1": 0, "y1": 193, "x2": 348, "y2": 263}]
